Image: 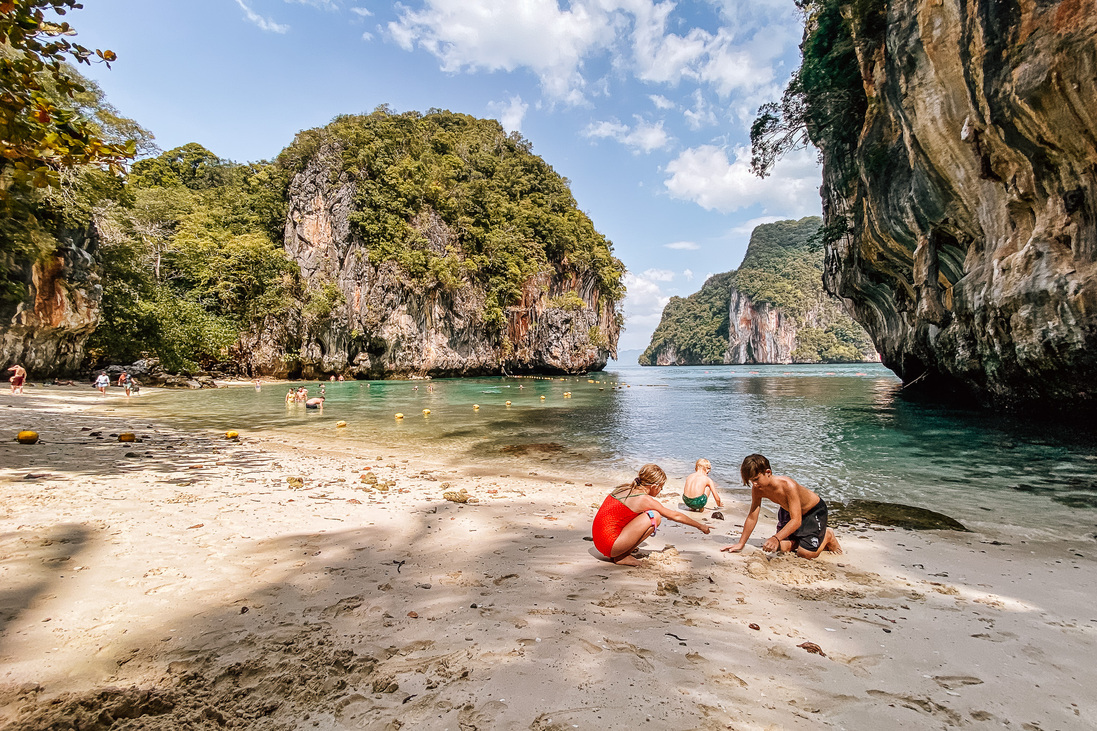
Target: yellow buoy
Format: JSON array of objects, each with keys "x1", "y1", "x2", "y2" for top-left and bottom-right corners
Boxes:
[
  {"x1": 16, "y1": 430, "x2": 39, "y2": 444},
  {"x1": 336, "y1": 421, "x2": 347, "y2": 428},
  {"x1": 395, "y1": 413, "x2": 404, "y2": 419},
  {"x1": 118, "y1": 432, "x2": 136, "y2": 442},
  {"x1": 422, "y1": 409, "x2": 431, "y2": 415},
  {"x1": 540, "y1": 395, "x2": 546, "y2": 400},
  {"x1": 473, "y1": 404, "x2": 480, "y2": 410},
  {"x1": 224, "y1": 430, "x2": 239, "y2": 439},
  {"x1": 587, "y1": 379, "x2": 594, "y2": 383},
  {"x1": 505, "y1": 400, "x2": 511, "y2": 405}
]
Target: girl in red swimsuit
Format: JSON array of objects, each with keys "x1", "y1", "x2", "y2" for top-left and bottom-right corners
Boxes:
[{"x1": 591, "y1": 464, "x2": 711, "y2": 566}]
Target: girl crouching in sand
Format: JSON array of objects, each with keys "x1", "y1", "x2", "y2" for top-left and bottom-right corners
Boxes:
[{"x1": 591, "y1": 464, "x2": 711, "y2": 566}]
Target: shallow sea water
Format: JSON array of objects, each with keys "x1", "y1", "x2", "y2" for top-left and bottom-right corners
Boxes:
[{"x1": 131, "y1": 363, "x2": 1097, "y2": 542}]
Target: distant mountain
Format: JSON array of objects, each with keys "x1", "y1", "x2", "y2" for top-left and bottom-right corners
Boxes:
[
  {"x1": 608, "y1": 348, "x2": 645, "y2": 366},
  {"x1": 641, "y1": 217, "x2": 877, "y2": 365}
]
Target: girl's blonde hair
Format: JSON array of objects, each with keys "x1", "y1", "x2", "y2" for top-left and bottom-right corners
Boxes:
[{"x1": 617, "y1": 463, "x2": 666, "y2": 494}]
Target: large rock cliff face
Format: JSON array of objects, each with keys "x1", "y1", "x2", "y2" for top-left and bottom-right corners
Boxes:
[
  {"x1": 820, "y1": 0, "x2": 1097, "y2": 408},
  {"x1": 243, "y1": 145, "x2": 619, "y2": 378},
  {"x1": 0, "y1": 228, "x2": 100, "y2": 374},
  {"x1": 724, "y1": 290, "x2": 811, "y2": 364}
]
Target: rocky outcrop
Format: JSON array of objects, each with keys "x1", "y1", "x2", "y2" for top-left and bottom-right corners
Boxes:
[
  {"x1": 724, "y1": 290, "x2": 809, "y2": 364},
  {"x1": 646, "y1": 287, "x2": 875, "y2": 365},
  {"x1": 0, "y1": 226, "x2": 101, "y2": 375},
  {"x1": 642, "y1": 219, "x2": 876, "y2": 365},
  {"x1": 241, "y1": 144, "x2": 620, "y2": 378},
  {"x1": 819, "y1": 0, "x2": 1097, "y2": 408}
]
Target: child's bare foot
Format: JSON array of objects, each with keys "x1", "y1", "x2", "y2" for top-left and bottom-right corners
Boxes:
[
  {"x1": 824, "y1": 528, "x2": 843, "y2": 555},
  {"x1": 612, "y1": 554, "x2": 644, "y2": 567}
]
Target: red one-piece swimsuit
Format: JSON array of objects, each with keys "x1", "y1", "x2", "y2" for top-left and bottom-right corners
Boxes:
[{"x1": 591, "y1": 491, "x2": 643, "y2": 557}]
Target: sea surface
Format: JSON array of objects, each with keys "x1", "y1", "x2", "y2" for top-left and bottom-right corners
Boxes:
[{"x1": 131, "y1": 363, "x2": 1097, "y2": 542}]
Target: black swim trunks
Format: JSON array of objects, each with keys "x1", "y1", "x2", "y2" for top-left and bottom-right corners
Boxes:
[{"x1": 776, "y1": 498, "x2": 828, "y2": 552}]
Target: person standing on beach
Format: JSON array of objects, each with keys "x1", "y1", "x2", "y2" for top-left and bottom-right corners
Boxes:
[
  {"x1": 591, "y1": 463, "x2": 711, "y2": 566},
  {"x1": 117, "y1": 371, "x2": 134, "y2": 398},
  {"x1": 721, "y1": 454, "x2": 842, "y2": 559},
  {"x1": 8, "y1": 364, "x2": 26, "y2": 394},
  {"x1": 682, "y1": 458, "x2": 722, "y2": 512},
  {"x1": 94, "y1": 371, "x2": 110, "y2": 394}
]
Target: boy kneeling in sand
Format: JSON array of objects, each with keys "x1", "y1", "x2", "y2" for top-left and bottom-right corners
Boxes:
[{"x1": 721, "y1": 453, "x2": 841, "y2": 559}]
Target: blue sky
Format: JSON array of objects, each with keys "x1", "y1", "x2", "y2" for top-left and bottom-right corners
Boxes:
[{"x1": 72, "y1": 0, "x2": 822, "y2": 351}]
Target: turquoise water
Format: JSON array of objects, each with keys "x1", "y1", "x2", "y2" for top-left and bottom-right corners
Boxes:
[{"x1": 131, "y1": 363, "x2": 1097, "y2": 542}]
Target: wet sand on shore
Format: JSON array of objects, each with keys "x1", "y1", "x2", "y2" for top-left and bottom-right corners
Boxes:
[{"x1": 1, "y1": 388, "x2": 1094, "y2": 729}]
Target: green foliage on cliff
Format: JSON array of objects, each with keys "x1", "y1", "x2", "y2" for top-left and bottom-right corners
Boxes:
[
  {"x1": 0, "y1": 49, "x2": 151, "y2": 308},
  {"x1": 88, "y1": 144, "x2": 297, "y2": 372},
  {"x1": 279, "y1": 107, "x2": 624, "y2": 332},
  {"x1": 639, "y1": 272, "x2": 736, "y2": 365},
  {"x1": 641, "y1": 217, "x2": 875, "y2": 365},
  {"x1": 750, "y1": 0, "x2": 885, "y2": 179}
]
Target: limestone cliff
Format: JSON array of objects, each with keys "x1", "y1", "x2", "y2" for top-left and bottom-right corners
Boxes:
[
  {"x1": 812, "y1": 0, "x2": 1097, "y2": 408},
  {"x1": 241, "y1": 116, "x2": 622, "y2": 378},
  {"x1": 641, "y1": 218, "x2": 876, "y2": 365},
  {"x1": 0, "y1": 226, "x2": 101, "y2": 374}
]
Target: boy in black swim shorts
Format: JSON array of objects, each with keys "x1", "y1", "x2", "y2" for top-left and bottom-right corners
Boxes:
[{"x1": 721, "y1": 453, "x2": 843, "y2": 559}]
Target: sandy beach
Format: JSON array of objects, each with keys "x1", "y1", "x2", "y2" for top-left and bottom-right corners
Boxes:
[{"x1": 1, "y1": 387, "x2": 1094, "y2": 730}]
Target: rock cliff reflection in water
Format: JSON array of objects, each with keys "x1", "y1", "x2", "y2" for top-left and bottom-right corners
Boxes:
[{"x1": 133, "y1": 364, "x2": 1097, "y2": 542}]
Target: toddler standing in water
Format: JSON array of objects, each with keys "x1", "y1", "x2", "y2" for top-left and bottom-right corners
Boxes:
[
  {"x1": 682, "y1": 458, "x2": 722, "y2": 512},
  {"x1": 591, "y1": 463, "x2": 711, "y2": 566}
]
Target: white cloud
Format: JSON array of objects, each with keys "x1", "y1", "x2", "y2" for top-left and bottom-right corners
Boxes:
[
  {"x1": 583, "y1": 116, "x2": 670, "y2": 154},
  {"x1": 350, "y1": 6, "x2": 373, "y2": 16},
  {"x1": 642, "y1": 268, "x2": 675, "y2": 282},
  {"x1": 683, "y1": 268, "x2": 694, "y2": 281},
  {"x1": 664, "y1": 145, "x2": 822, "y2": 216},
  {"x1": 620, "y1": 270, "x2": 673, "y2": 349},
  {"x1": 729, "y1": 215, "x2": 783, "y2": 236},
  {"x1": 585, "y1": 119, "x2": 629, "y2": 139},
  {"x1": 388, "y1": 0, "x2": 614, "y2": 104},
  {"x1": 385, "y1": 1, "x2": 798, "y2": 105},
  {"x1": 683, "y1": 89, "x2": 717, "y2": 130},
  {"x1": 362, "y1": 30, "x2": 374, "y2": 41},
  {"x1": 664, "y1": 240, "x2": 699, "y2": 250},
  {"x1": 236, "y1": 0, "x2": 290, "y2": 33},
  {"x1": 649, "y1": 94, "x2": 675, "y2": 110},
  {"x1": 487, "y1": 95, "x2": 529, "y2": 133},
  {"x1": 286, "y1": 0, "x2": 339, "y2": 9}
]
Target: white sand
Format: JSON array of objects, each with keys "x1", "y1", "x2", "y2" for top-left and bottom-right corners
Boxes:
[{"x1": 1, "y1": 388, "x2": 1095, "y2": 729}]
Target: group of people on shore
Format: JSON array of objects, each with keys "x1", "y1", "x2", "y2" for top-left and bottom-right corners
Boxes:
[
  {"x1": 591, "y1": 455, "x2": 842, "y2": 566},
  {"x1": 8, "y1": 365, "x2": 138, "y2": 397}
]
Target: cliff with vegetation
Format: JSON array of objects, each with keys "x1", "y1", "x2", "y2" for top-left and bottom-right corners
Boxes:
[
  {"x1": 640, "y1": 218, "x2": 875, "y2": 365},
  {"x1": 752, "y1": 0, "x2": 1097, "y2": 409},
  {"x1": 239, "y1": 110, "x2": 623, "y2": 378},
  {"x1": 1, "y1": 86, "x2": 623, "y2": 378}
]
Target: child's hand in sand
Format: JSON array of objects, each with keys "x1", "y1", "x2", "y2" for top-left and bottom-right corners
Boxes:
[
  {"x1": 699, "y1": 524, "x2": 711, "y2": 535},
  {"x1": 720, "y1": 542, "x2": 745, "y2": 553}
]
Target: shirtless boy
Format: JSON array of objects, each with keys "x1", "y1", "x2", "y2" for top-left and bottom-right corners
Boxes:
[
  {"x1": 720, "y1": 453, "x2": 841, "y2": 559},
  {"x1": 682, "y1": 458, "x2": 722, "y2": 512}
]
